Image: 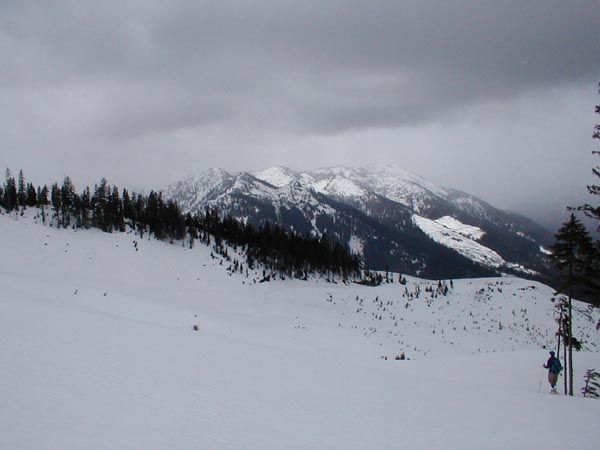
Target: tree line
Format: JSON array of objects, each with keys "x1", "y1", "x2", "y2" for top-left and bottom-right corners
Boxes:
[
  {"x1": 194, "y1": 210, "x2": 360, "y2": 279},
  {"x1": 0, "y1": 169, "x2": 360, "y2": 280}
]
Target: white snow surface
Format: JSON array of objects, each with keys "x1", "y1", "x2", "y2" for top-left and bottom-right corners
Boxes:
[
  {"x1": 253, "y1": 166, "x2": 299, "y2": 188},
  {"x1": 2, "y1": 210, "x2": 600, "y2": 450},
  {"x1": 306, "y1": 164, "x2": 451, "y2": 212},
  {"x1": 348, "y1": 235, "x2": 365, "y2": 255},
  {"x1": 311, "y1": 176, "x2": 368, "y2": 198},
  {"x1": 413, "y1": 214, "x2": 505, "y2": 268},
  {"x1": 434, "y1": 215, "x2": 486, "y2": 240},
  {"x1": 361, "y1": 163, "x2": 450, "y2": 199},
  {"x1": 246, "y1": 164, "x2": 453, "y2": 211}
]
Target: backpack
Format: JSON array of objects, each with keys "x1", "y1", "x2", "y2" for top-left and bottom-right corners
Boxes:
[{"x1": 551, "y1": 357, "x2": 563, "y2": 373}]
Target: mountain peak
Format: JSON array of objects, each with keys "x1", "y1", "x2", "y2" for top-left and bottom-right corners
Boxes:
[{"x1": 253, "y1": 166, "x2": 299, "y2": 187}]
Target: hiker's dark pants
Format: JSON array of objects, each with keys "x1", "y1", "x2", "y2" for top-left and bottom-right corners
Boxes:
[{"x1": 548, "y1": 371, "x2": 558, "y2": 388}]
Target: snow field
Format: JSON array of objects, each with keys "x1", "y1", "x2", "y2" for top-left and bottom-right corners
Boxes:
[
  {"x1": 1, "y1": 211, "x2": 599, "y2": 449},
  {"x1": 412, "y1": 214, "x2": 505, "y2": 268}
]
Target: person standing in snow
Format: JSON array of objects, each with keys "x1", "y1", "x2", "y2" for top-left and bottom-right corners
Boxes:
[{"x1": 543, "y1": 351, "x2": 562, "y2": 394}]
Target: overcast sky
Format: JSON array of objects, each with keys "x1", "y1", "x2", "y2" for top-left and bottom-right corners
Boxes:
[{"x1": 1, "y1": 0, "x2": 598, "y2": 230}]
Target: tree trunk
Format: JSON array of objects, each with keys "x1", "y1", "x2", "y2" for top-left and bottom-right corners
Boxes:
[
  {"x1": 556, "y1": 309, "x2": 562, "y2": 355},
  {"x1": 568, "y1": 294, "x2": 574, "y2": 396},
  {"x1": 563, "y1": 328, "x2": 568, "y2": 395}
]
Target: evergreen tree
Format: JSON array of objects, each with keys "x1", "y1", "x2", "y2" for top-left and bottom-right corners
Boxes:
[
  {"x1": 582, "y1": 83, "x2": 600, "y2": 224},
  {"x1": 26, "y1": 183, "x2": 37, "y2": 207},
  {"x1": 17, "y1": 170, "x2": 26, "y2": 208},
  {"x1": 186, "y1": 214, "x2": 198, "y2": 249},
  {"x1": 37, "y1": 185, "x2": 49, "y2": 224},
  {"x1": 578, "y1": 83, "x2": 600, "y2": 313},
  {"x1": 146, "y1": 191, "x2": 165, "y2": 239},
  {"x1": 110, "y1": 185, "x2": 125, "y2": 232},
  {"x1": 581, "y1": 369, "x2": 600, "y2": 398},
  {"x1": 17, "y1": 170, "x2": 27, "y2": 207},
  {"x1": 37, "y1": 185, "x2": 49, "y2": 207},
  {"x1": 134, "y1": 193, "x2": 147, "y2": 238},
  {"x1": 60, "y1": 176, "x2": 76, "y2": 227},
  {"x1": 122, "y1": 188, "x2": 135, "y2": 228},
  {"x1": 92, "y1": 178, "x2": 110, "y2": 231},
  {"x1": 3, "y1": 169, "x2": 18, "y2": 212},
  {"x1": 548, "y1": 213, "x2": 594, "y2": 396},
  {"x1": 79, "y1": 186, "x2": 91, "y2": 228},
  {"x1": 50, "y1": 182, "x2": 61, "y2": 226}
]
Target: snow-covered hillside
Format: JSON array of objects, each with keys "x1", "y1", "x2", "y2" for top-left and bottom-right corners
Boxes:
[
  {"x1": 412, "y1": 214, "x2": 506, "y2": 268},
  {"x1": 1, "y1": 210, "x2": 599, "y2": 450},
  {"x1": 305, "y1": 164, "x2": 452, "y2": 212}
]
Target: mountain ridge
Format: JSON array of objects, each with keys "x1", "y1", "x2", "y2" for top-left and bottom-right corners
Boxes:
[{"x1": 165, "y1": 165, "x2": 554, "y2": 281}]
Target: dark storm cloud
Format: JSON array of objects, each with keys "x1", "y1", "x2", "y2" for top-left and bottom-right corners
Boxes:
[
  {"x1": 1, "y1": 1, "x2": 596, "y2": 136},
  {"x1": 145, "y1": 0, "x2": 598, "y2": 133}
]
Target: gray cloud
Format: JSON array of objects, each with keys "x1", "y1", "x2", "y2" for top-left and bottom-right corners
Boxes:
[{"x1": 0, "y1": 0, "x2": 598, "y2": 230}]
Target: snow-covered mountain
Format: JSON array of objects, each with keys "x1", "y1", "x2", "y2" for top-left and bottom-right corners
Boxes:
[
  {"x1": 165, "y1": 165, "x2": 554, "y2": 281},
  {"x1": 163, "y1": 168, "x2": 234, "y2": 212},
  {"x1": 2, "y1": 210, "x2": 599, "y2": 450}
]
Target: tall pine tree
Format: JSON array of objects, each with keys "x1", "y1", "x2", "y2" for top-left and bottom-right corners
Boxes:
[
  {"x1": 548, "y1": 213, "x2": 594, "y2": 396},
  {"x1": 576, "y1": 81, "x2": 600, "y2": 327},
  {"x1": 582, "y1": 83, "x2": 600, "y2": 223},
  {"x1": 3, "y1": 169, "x2": 18, "y2": 212},
  {"x1": 17, "y1": 170, "x2": 26, "y2": 208}
]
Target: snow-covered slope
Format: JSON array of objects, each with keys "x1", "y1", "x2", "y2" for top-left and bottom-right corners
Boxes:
[
  {"x1": 308, "y1": 164, "x2": 451, "y2": 212},
  {"x1": 1, "y1": 211, "x2": 599, "y2": 449},
  {"x1": 434, "y1": 215, "x2": 486, "y2": 240},
  {"x1": 412, "y1": 214, "x2": 506, "y2": 268},
  {"x1": 163, "y1": 168, "x2": 233, "y2": 212},
  {"x1": 253, "y1": 166, "x2": 301, "y2": 188}
]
